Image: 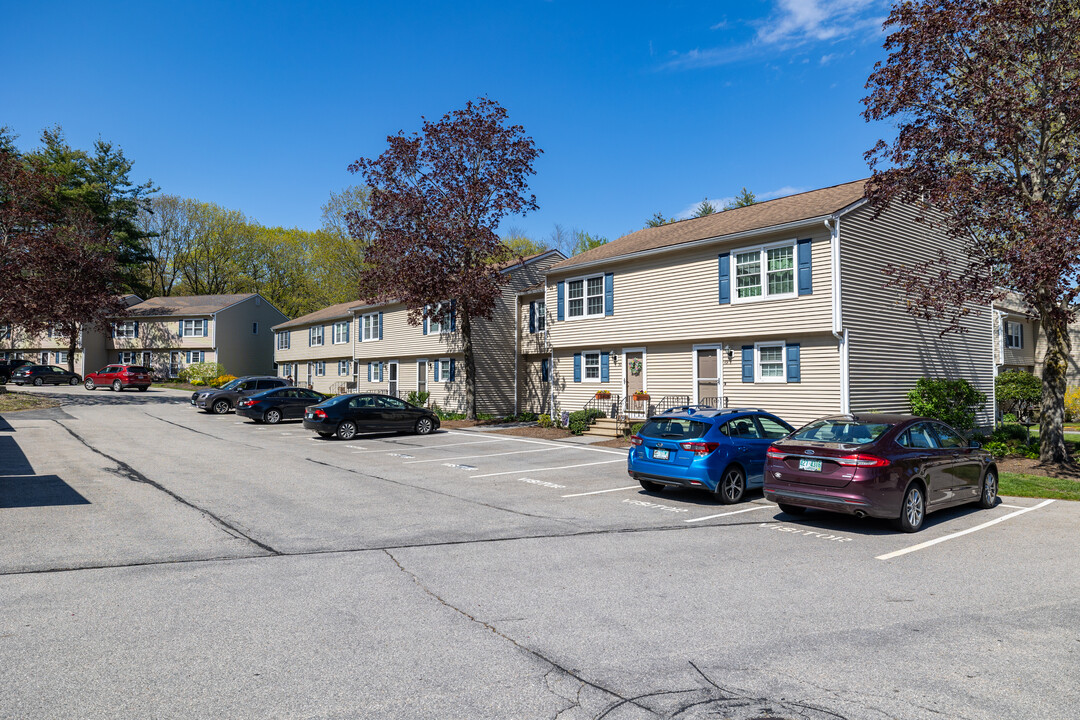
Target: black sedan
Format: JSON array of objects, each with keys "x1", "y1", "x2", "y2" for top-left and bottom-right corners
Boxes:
[
  {"x1": 10, "y1": 364, "x2": 82, "y2": 386},
  {"x1": 303, "y1": 393, "x2": 440, "y2": 439},
  {"x1": 236, "y1": 387, "x2": 328, "y2": 424}
]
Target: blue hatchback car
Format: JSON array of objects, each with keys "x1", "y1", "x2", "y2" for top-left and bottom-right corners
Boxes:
[{"x1": 627, "y1": 407, "x2": 795, "y2": 503}]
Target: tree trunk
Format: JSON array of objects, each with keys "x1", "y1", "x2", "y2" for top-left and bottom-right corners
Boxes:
[
  {"x1": 1039, "y1": 312, "x2": 1071, "y2": 464},
  {"x1": 460, "y1": 306, "x2": 477, "y2": 420},
  {"x1": 66, "y1": 323, "x2": 79, "y2": 374}
]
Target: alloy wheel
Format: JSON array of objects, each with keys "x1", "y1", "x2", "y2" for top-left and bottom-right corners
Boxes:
[
  {"x1": 112, "y1": 380, "x2": 122, "y2": 392},
  {"x1": 416, "y1": 417, "x2": 433, "y2": 435},
  {"x1": 84, "y1": 379, "x2": 96, "y2": 390},
  {"x1": 718, "y1": 468, "x2": 746, "y2": 504},
  {"x1": 265, "y1": 409, "x2": 281, "y2": 425},
  {"x1": 905, "y1": 487, "x2": 924, "y2": 528},
  {"x1": 337, "y1": 421, "x2": 357, "y2": 440}
]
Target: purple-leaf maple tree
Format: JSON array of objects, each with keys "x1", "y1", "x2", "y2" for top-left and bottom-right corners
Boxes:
[
  {"x1": 347, "y1": 98, "x2": 542, "y2": 418},
  {"x1": 863, "y1": 0, "x2": 1080, "y2": 464}
]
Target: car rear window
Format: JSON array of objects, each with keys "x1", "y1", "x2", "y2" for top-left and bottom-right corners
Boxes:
[
  {"x1": 639, "y1": 419, "x2": 710, "y2": 440},
  {"x1": 125, "y1": 366, "x2": 148, "y2": 373},
  {"x1": 790, "y1": 420, "x2": 892, "y2": 444}
]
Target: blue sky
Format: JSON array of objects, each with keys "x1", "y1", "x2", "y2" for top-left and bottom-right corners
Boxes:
[{"x1": 2, "y1": 0, "x2": 893, "y2": 243}]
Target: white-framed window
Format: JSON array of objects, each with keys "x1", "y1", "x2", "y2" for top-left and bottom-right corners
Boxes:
[
  {"x1": 182, "y1": 319, "x2": 206, "y2": 337},
  {"x1": 338, "y1": 360, "x2": 350, "y2": 376},
  {"x1": 185, "y1": 350, "x2": 204, "y2": 364},
  {"x1": 115, "y1": 321, "x2": 137, "y2": 339},
  {"x1": 536, "y1": 301, "x2": 546, "y2": 332},
  {"x1": 333, "y1": 320, "x2": 350, "y2": 344},
  {"x1": 734, "y1": 241, "x2": 797, "y2": 303},
  {"x1": 755, "y1": 342, "x2": 786, "y2": 382},
  {"x1": 252, "y1": 322, "x2": 259, "y2": 335},
  {"x1": 428, "y1": 303, "x2": 452, "y2": 334},
  {"x1": 309, "y1": 325, "x2": 324, "y2": 346},
  {"x1": 1005, "y1": 321, "x2": 1024, "y2": 349},
  {"x1": 314, "y1": 361, "x2": 326, "y2": 376},
  {"x1": 361, "y1": 313, "x2": 380, "y2": 341},
  {"x1": 55, "y1": 351, "x2": 69, "y2": 364},
  {"x1": 434, "y1": 357, "x2": 452, "y2": 382},
  {"x1": 0, "y1": 324, "x2": 10, "y2": 340},
  {"x1": 277, "y1": 331, "x2": 291, "y2": 350},
  {"x1": 566, "y1": 274, "x2": 605, "y2": 319},
  {"x1": 118, "y1": 351, "x2": 136, "y2": 364},
  {"x1": 583, "y1": 350, "x2": 602, "y2": 382}
]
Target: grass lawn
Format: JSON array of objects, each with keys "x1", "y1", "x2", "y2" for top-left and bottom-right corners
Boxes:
[
  {"x1": 0, "y1": 390, "x2": 62, "y2": 412},
  {"x1": 153, "y1": 381, "x2": 200, "y2": 391},
  {"x1": 999, "y1": 472, "x2": 1080, "y2": 502}
]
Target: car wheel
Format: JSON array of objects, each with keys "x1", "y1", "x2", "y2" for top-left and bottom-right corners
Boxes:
[
  {"x1": 317, "y1": 431, "x2": 334, "y2": 438},
  {"x1": 137, "y1": 386, "x2": 148, "y2": 392},
  {"x1": 32, "y1": 377, "x2": 43, "y2": 386},
  {"x1": 715, "y1": 466, "x2": 746, "y2": 504},
  {"x1": 638, "y1": 479, "x2": 664, "y2": 492},
  {"x1": 894, "y1": 483, "x2": 926, "y2": 533},
  {"x1": 68, "y1": 377, "x2": 79, "y2": 385},
  {"x1": 212, "y1": 399, "x2": 230, "y2": 414},
  {"x1": 112, "y1": 380, "x2": 123, "y2": 392},
  {"x1": 84, "y1": 379, "x2": 96, "y2": 390},
  {"x1": 264, "y1": 408, "x2": 282, "y2": 425},
  {"x1": 336, "y1": 421, "x2": 358, "y2": 440},
  {"x1": 777, "y1": 503, "x2": 806, "y2": 515},
  {"x1": 415, "y1": 417, "x2": 434, "y2": 435},
  {"x1": 977, "y1": 470, "x2": 998, "y2": 509}
]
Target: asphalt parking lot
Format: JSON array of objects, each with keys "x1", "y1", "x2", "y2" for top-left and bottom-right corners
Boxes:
[{"x1": 2, "y1": 385, "x2": 1078, "y2": 719}]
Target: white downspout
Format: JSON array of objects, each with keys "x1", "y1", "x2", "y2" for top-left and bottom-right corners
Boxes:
[
  {"x1": 514, "y1": 296, "x2": 520, "y2": 416},
  {"x1": 825, "y1": 216, "x2": 850, "y2": 414}
]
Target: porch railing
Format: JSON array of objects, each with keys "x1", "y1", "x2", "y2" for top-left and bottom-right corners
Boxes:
[{"x1": 583, "y1": 393, "x2": 622, "y2": 419}]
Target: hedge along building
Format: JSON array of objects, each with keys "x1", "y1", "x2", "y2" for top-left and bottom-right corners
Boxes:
[
  {"x1": 542, "y1": 179, "x2": 995, "y2": 428},
  {"x1": 351, "y1": 250, "x2": 565, "y2": 415},
  {"x1": 111, "y1": 293, "x2": 287, "y2": 379}
]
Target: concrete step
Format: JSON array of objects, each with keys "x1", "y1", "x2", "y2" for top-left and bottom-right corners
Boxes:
[{"x1": 582, "y1": 426, "x2": 623, "y2": 438}]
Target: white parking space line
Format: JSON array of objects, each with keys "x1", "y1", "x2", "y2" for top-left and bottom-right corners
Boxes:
[
  {"x1": 685, "y1": 505, "x2": 772, "y2": 523},
  {"x1": 471, "y1": 459, "x2": 625, "y2": 479},
  {"x1": 443, "y1": 430, "x2": 628, "y2": 456},
  {"x1": 347, "y1": 438, "x2": 515, "y2": 454},
  {"x1": 561, "y1": 485, "x2": 639, "y2": 498},
  {"x1": 402, "y1": 448, "x2": 552, "y2": 464},
  {"x1": 999, "y1": 504, "x2": 1027, "y2": 509},
  {"x1": 876, "y1": 499, "x2": 1055, "y2": 561}
]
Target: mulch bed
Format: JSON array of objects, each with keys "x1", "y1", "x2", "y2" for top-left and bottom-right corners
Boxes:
[
  {"x1": 0, "y1": 391, "x2": 63, "y2": 412},
  {"x1": 997, "y1": 457, "x2": 1080, "y2": 480}
]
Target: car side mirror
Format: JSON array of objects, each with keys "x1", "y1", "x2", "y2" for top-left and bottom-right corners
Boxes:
[{"x1": 969, "y1": 441, "x2": 981, "y2": 449}]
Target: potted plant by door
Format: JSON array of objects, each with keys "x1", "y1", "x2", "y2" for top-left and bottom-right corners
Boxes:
[
  {"x1": 632, "y1": 391, "x2": 650, "y2": 402},
  {"x1": 594, "y1": 390, "x2": 611, "y2": 399}
]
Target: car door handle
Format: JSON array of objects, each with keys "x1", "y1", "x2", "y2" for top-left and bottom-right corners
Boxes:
[{"x1": 916, "y1": 455, "x2": 932, "y2": 462}]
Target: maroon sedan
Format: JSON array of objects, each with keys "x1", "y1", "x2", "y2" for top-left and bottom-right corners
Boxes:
[{"x1": 763, "y1": 414, "x2": 997, "y2": 532}]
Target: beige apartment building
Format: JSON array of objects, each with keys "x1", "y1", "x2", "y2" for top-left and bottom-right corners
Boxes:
[
  {"x1": 539, "y1": 179, "x2": 995, "y2": 428},
  {"x1": 271, "y1": 300, "x2": 360, "y2": 394},
  {"x1": 111, "y1": 293, "x2": 287, "y2": 378}
]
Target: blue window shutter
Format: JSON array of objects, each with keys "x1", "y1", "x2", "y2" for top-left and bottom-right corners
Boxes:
[
  {"x1": 786, "y1": 343, "x2": 801, "y2": 383},
  {"x1": 344, "y1": 322, "x2": 350, "y2": 344},
  {"x1": 202, "y1": 320, "x2": 208, "y2": 337},
  {"x1": 367, "y1": 362, "x2": 372, "y2": 382},
  {"x1": 378, "y1": 312, "x2": 383, "y2": 340},
  {"x1": 449, "y1": 300, "x2": 456, "y2": 331},
  {"x1": 449, "y1": 358, "x2": 456, "y2": 381},
  {"x1": 557, "y1": 282, "x2": 565, "y2": 321},
  {"x1": 529, "y1": 302, "x2": 536, "y2": 334},
  {"x1": 134, "y1": 322, "x2": 139, "y2": 338},
  {"x1": 1019, "y1": 324, "x2": 1024, "y2": 348},
  {"x1": 422, "y1": 313, "x2": 428, "y2": 335},
  {"x1": 178, "y1": 321, "x2": 183, "y2": 336},
  {"x1": 541, "y1": 358, "x2": 550, "y2": 382},
  {"x1": 111, "y1": 324, "x2": 116, "y2": 338},
  {"x1": 604, "y1": 273, "x2": 614, "y2": 316},
  {"x1": 600, "y1": 352, "x2": 610, "y2": 382},
  {"x1": 573, "y1": 353, "x2": 581, "y2": 383},
  {"x1": 718, "y1": 253, "x2": 730, "y2": 304},
  {"x1": 797, "y1": 239, "x2": 813, "y2": 295},
  {"x1": 378, "y1": 361, "x2": 383, "y2": 382},
  {"x1": 741, "y1": 346, "x2": 754, "y2": 383},
  {"x1": 433, "y1": 361, "x2": 440, "y2": 382}
]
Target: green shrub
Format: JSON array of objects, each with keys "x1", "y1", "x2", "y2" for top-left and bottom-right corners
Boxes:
[
  {"x1": 996, "y1": 370, "x2": 1041, "y2": 421},
  {"x1": 1002, "y1": 413, "x2": 1018, "y2": 424},
  {"x1": 992, "y1": 424, "x2": 1029, "y2": 443},
  {"x1": 519, "y1": 412, "x2": 538, "y2": 422},
  {"x1": 907, "y1": 377, "x2": 986, "y2": 433},
  {"x1": 179, "y1": 362, "x2": 227, "y2": 386},
  {"x1": 406, "y1": 390, "x2": 430, "y2": 407},
  {"x1": 983, "y1": 440, "x2": 1009, "y2": 458},
  {"x1": 568, "y1": 409, "x2": 606, "y2": 435},
  {"x1": 430, "y1": 403, "x2": 465, "y2": 421},
  {"x1": 627, "y1": 422, "x2": 645, "y2": 438},
  {"x1": 538, "y1": 414, "x2": 553, "y2": 428}
]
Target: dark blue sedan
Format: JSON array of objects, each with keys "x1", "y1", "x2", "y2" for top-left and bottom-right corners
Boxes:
[{"x1": 628, "y1": 407, "x2": 794, "y2": 503}]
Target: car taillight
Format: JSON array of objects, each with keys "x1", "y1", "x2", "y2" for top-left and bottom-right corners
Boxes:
[
  {"x1": 766, "y1": 445, "x2": 786, "y2": 459},
  {"x1": 679, "y1": 441, "x2": 720, "y2": 456},
  {"x1": 312, "y1": 409, "x2": 326, "y2": 419},
  {"x1": 239, "y1": 399, "x2": 259, "y2": 407},
  {"x1": 629, "y1": 435, "x2": 643, "y2": 446},
  {"x1": 836, "y1": 454, "x2": 890, "y2": 467}
]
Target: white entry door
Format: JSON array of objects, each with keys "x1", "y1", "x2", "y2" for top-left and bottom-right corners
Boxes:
[
  {"x1": 417, "y1": 359, "x2": 427, "y2": 394},
  {"x1": 388, "y1": 361, "x2": 399, "y2": 397},
  {"x1": 695, "y1": 347, "x2": 721, "y2": 407}
]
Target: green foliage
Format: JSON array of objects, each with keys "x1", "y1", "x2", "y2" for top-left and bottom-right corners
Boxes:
[
  {"x1": 1002, "y1": 413, "x2": 1018, "y2": 423},
  {"x1": 538, "y1": 414, "x2": 553, "y2": 428},
  {"x1": 501, "y1": 230, "x2": 547, "y2": 258},
  {"x1": 995, "y1": 370, "x2": 1041, "y2": 420},
  {"x1": 572, "y1": 231, "x2": 607, "y2": 255},
  {"x1": 692, "y1": 198, "x2": 718, "y2": 217},
  {"x1": 430, "y1": 403, "x2": 466, "y2": 421},
  {"x1": 519, "y1": 412, "x2": 538, "y2": 422},
  {"x1": 406, "y1": 390, "x2": 430, "y2": 407},
  {"x1": 723, "y1": 187, "x2": 757, "y2": 210},
  {"x1": 906, "y1": 377, "x2": 986, "y2": 432},
  {"x1": 645, "y1": 212, "x2": 675, "y2": 228},
  {"x1": 981, "y1": 425, "x2": 1037, "y2": 458},
  {"x1": 568, "y1": 408, "x2": 606, "y2": 435},
  {"x1": 1066, "y1": 386, "x2": 1080, "y2": 423},
  {"x1": 178, "y1": 362, "x2": 227, "y2": 386},
  {"x1": 628, "y1": 422, "x2": 645, "y2": 437}
]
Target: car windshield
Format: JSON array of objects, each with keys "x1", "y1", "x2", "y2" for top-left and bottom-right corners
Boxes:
[
  {"x1": 220, "y1": 379, "x2": 243, "y2": 390},
  {"x1": 790, "y1": 420, "x2": 892, "y2": 445},
  {"x1": 639, "y1": 418, "x2": 710, "y2": 440}
]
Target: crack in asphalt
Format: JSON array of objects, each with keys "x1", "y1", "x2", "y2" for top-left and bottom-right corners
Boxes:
[
  {"x1": 142, "y1": 411, "x2": 265, "y2": 449},
  {"x1": 53, "y1": 420, "x2": 281, "y2": 556},
  {"x1": 381, "y1": 548, "x2": 657, "y2": 717}
]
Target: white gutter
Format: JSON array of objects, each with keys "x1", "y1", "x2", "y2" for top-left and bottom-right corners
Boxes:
[
  {"x1": 514, "y1": 299, "x2": 520, "y2": 416},
  {"x1": 825, "y1": 216, "x2": 850, "y2": 414}
]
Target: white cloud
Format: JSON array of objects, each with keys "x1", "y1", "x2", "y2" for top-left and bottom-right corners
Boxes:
[{"x1": 674, "y1": 186, "x2": 808, "y2": 220}]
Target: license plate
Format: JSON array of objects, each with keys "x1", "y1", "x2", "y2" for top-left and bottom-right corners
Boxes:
[
  {"x1": 799, "y1": 458, "x2": 823, "y2": 472},
  {"x1": 652, "y1": 448, "x2": 670, "y2": 460}
]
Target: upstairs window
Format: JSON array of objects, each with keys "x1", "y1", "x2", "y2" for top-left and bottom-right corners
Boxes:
[
  {"x1": 115, "y1": 321, "x2": 137, "y2": 339},
  {"x1": 309, "y1": 325, "x2": 324, "y2": 346},
  {"x1": 182, "y1": 319, "x2": 205, "y2": 337},
  {"x1": 567, "y1": 275, "x2": 604, "y2": 319},
  {"x1": 536, "y1": 301, "x2": 546, "y2": 332},
  {"x1": 361, "y1": 313, "x2": 380, "y2": 341},
  {"x1": 332, "y1": 320, "x2": 350, "y2": 344},
  {"x1": 277, "y1": 331, "x2": 291, "y2": 350},
  {"x1": 1005, "y1": 321, "x2": 1024, "y2": 349},
  {"x1": 734, "y1": 241, "x2": 797, "y2": 302}
]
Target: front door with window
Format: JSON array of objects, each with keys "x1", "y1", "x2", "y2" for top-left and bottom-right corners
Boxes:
[
  {"x1": 696, "y1": 348, "x2": 720, "y2": 407},
  {"x1": 388, "y1": 361, "x2": 399, "y2": 397},
  {"x1": 417, "y1": 360, "x2": 427, "y2": 395},
  {"x1": 169, "y1": 352, "x2": 180, "y2": 378},
  {"x1": 624, "y1": 350, "x2": 646, "y2": 416}
]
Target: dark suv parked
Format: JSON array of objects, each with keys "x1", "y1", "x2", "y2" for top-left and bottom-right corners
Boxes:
[
  {"x1": 0, "y1": 358, "x2": 34, "y2": 384},
  {"x1": 191, "y1": 376, "x2": 288, "y2": 414}
]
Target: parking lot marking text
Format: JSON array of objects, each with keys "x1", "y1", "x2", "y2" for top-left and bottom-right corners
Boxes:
[
  {"x1": 622, "y1": 498, "x2": 689, "y2": 513},
  {"x1": 685, "y1": 505, "x2": 772, "y2": 523},
  {"x1": 518, "y1": 477, "x2": 566, "y2": 489},
  {"x1": 875, "y1": 499, "x2": 1055, "y2": 561},
  {"x1": 562, "y1": 485, "x2": 639, "y2": 498},
  {"x1": 760, "y1": 523, "x2": 853, "y2": 542}
]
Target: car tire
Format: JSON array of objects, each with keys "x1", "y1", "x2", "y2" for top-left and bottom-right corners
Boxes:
[
  {"x1": 415, "y1": 417, "x2": 434, "y2": 435},
  {"x1": 638, "y1": 479, "x2": 664, "y2": 492},
  {"x1": 212, "y1": 399, "x2": 230, "y2": 414},
  {"x1": 317, "y1": 431, "x2": 334, "y2": 438},
  {"x1": 777, "y1": 503, "x2": 806, "y2": 515},
  {"x1": 112, "y1": 380, "x2": 123, "y2": 392},
  {"x1": 715, "y1": 466, "x2": 746, "y2": 504},
  {"x1": 977, "y1": 469, "x2": 998, "y2": 509},
  {"x1": 264, "y1": 408, "x2": 282, "y2": 425},
  {"x1": 68, "y1": 377, "x2": 79, "y2": 385},
  {"x1": 84, "y1": 379, "x2": 96, "y2": 390},
  {"x1": 336, "y1": 421, "x2": 358, "y2": 440},
  {"x1": 137, "y1": 386, "x2": 148, "y2": 392},
  {"x1": 894, "y1": 483, "x2": 926, "y2": 533},
  {"x1": 33, "y1": 377, "x2": 43, "y2": 386}
]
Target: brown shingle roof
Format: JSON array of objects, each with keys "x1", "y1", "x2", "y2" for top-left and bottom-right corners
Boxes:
[
  {"x1": 549, "y1": 179, "x2": 869, "y2": 272},
  {"x1": 272, "y1": 300, "x2": 365, "y2": 331},
  {"x1": 128, "y1": 293, "x2": 259, "y2": 317}
]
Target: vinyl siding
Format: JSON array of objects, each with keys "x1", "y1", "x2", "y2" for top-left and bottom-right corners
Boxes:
[
  {"x1": 518, "y1": 293, "x2": 548, "y2": 356},
  {"x1": 214, "y1": 296, "x2": 288, "y2": 376},
  {"x1": 840, "y1": 202, "x2": 995, "y2": 424},
  {"x1": 108, "y1": 317, "x2": 215, "y2": 351},
  {"x1": 518, "y1": 356, "x2": 551, "y2": 415},
  {"x1": 356, "y1": 354, "x2": 467, "y2": 414},
  {"x1": 997, "y1": 316, "x2": 1036, "y2": 368},
  {"x1": 546, "y1": 227, "x2": 833, "y2": 350},
  {"x1": 1035, "y1": 321, "x2": 1080, "y2": 384}
]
